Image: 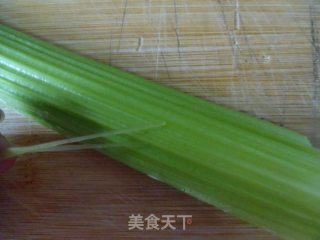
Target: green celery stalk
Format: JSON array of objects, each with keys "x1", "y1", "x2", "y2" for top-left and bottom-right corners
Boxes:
[{"x1": 0, "y1": 24, "x2": 320, "y2": 239}]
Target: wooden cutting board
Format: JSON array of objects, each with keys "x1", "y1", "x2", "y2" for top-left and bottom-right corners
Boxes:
[{"x1": 0, "y1": 1, "x2": 319, "y2": 239}]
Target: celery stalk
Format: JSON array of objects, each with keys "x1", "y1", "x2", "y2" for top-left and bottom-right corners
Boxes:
[{"x1": 0, "y1": 24, "x2": 320, "y2": 239}]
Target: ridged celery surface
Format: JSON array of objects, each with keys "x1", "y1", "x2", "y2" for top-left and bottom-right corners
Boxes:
[{"x1": 0, "y1": 25, "x2": 320, "y2": 239}]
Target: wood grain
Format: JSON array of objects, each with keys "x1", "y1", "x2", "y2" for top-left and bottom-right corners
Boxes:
[{"x1": 0, "y1": 0, "x2": 319, "y2": 239}]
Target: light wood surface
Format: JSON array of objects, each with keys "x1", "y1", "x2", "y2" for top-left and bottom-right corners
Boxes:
[{"x1": 0, "y1": 1, "x2": 319, "y2": 239}]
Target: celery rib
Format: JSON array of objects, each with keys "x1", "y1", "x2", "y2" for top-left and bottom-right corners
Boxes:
[{"x1": 1, "y1": 24, "x2": 320, "y2": 239}]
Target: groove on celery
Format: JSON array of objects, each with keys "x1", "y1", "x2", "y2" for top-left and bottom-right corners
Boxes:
[
  {"x1": 0, "y1": 24, "x2": 320, "y2": 240},
  {"x1": 0, "y1": 108, "x2": 4, "y2": 122}
]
